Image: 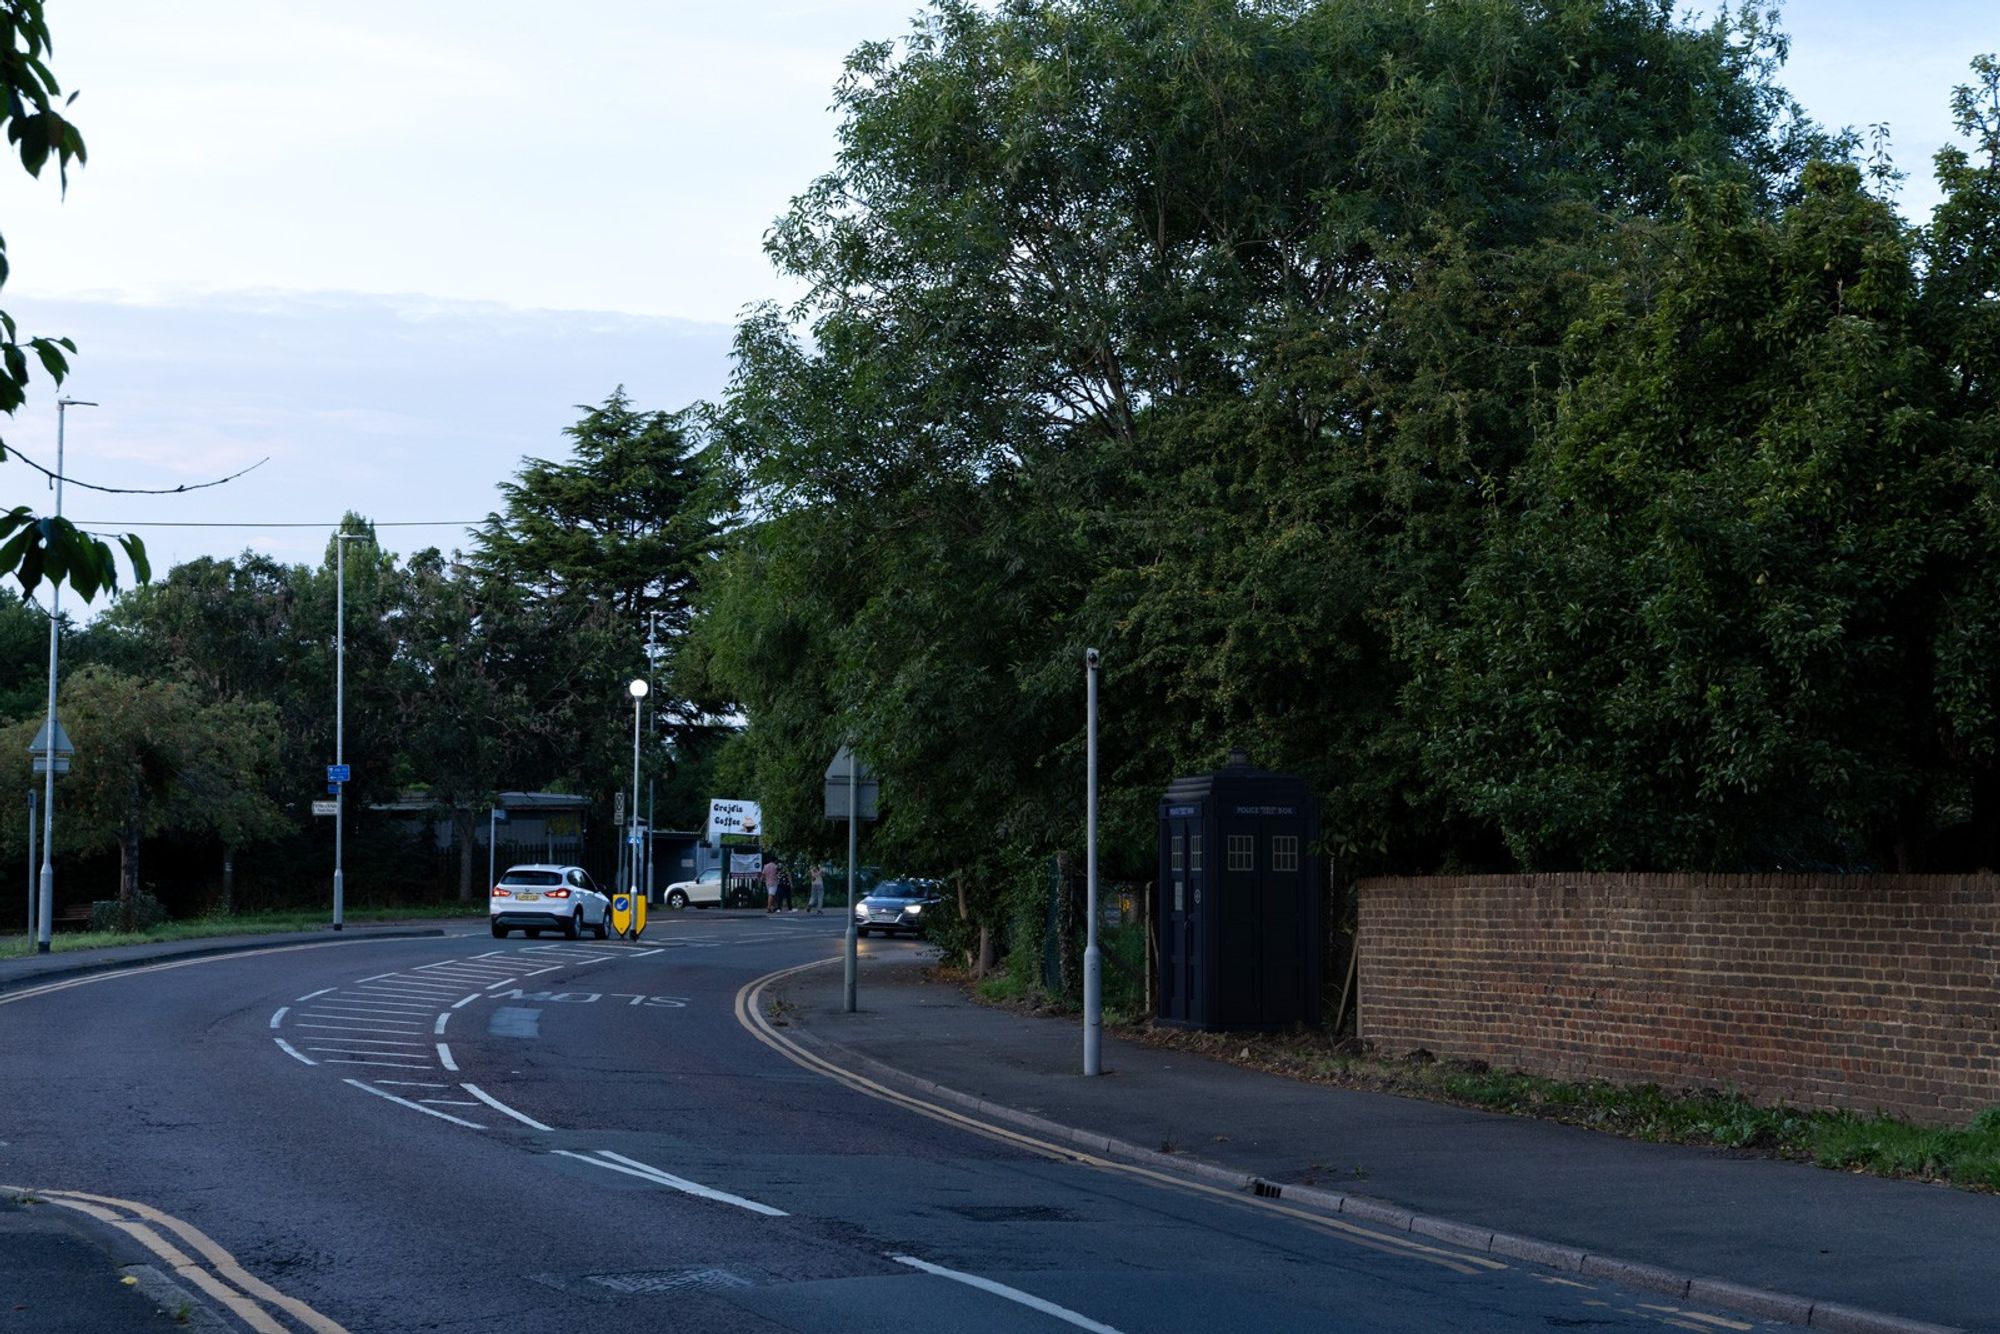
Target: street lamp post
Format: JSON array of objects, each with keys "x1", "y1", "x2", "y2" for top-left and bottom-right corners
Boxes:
[
  {"x1": 628, "y1": 678, "x2": 648, "y2": 937},
  {"x1": 1084, "y1": 646, "x2": 1102, "y2": 1075},
  {"x1": 36, "y1": 397, "x2": 96, "y2": 954},
  {"x1": 332, "y1": 531, "x2": 369, "y2": 931}
]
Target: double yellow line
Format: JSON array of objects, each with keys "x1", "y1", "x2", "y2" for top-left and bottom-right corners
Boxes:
[
  {"x1": 734, "y1": 958, "x2": 1505, "y2": 1275},
  {"x1": 5, "y1": 1186, "x2": 349, "y2": 1333}
]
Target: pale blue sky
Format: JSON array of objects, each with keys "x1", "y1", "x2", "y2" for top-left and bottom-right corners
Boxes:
[{"x1": 3, "y1": 1, "x2": 1993, "y2": 585}]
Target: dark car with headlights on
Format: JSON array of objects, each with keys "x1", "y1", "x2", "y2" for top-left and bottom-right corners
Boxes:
[{"x1": 854, "y1": 878, "x2": 943, "y2": 937}]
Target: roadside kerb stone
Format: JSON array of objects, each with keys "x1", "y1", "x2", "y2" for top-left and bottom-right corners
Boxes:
[
  {"x1": 775, "y1": 978, "x2": 1967, "y2": 1334},
  {"x1": 1688, "y1": 1277, "x2": 1814, "y2": 1327},
  {"x1": 1808, "y1": 1305, "x2": 1962, "y2": 1334}
]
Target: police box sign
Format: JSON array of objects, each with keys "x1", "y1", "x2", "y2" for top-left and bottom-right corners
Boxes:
[
  {"x1": 707, "y1": 799, "x2": 762, "y2": 839},
  {"x1": 1233, "y1": 804, "x2": 1297, "y2": 817}
]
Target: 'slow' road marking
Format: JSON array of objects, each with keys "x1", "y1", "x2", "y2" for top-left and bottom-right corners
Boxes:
[{"x1": 888, "y1": 1254, "x2": 1124, "y2": 1333}]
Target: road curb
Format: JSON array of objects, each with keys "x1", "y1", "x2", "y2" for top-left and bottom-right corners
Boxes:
[
  {"x1": 0, "y1": 927, "x2": 448, "y2": 998},
  {"x1": 770, "y1": 980, "x2": 1963, "y2": 1334}
]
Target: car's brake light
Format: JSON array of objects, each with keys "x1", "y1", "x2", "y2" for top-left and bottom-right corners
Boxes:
[
  {"x1": 491, "y1": 887, "x2": 511, "y2": 898},
  {"x1": 546, "y1": 888, "x2": 572, "y2": 899}
]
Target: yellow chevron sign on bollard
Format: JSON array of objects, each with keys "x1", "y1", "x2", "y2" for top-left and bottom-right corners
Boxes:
[
  {"x1": 610, "y1": 894, "x2": 634, "y2": 937},
  {"x1": 632, "y1": 892, "x2": 647, "y2": 939}
]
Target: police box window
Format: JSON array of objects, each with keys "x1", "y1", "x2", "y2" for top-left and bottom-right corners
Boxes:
[
  {"x1": 1191, "y1": 834, "x2": 1203, "y2": 872},
  {"x1": 1228, "y1": 834, "x2": 1252, "y2": 872},
  {"x1": 1272, "y1": 835, "x2": 1299, "y2": 872},
  {"x1": 1171, "y1": 834, "x2": 1183, "y2": 872}
]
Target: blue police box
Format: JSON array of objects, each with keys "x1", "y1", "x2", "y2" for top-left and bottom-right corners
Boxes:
[{"x1": 1156, "y1": 748, "x2": 1322, "y2": 1031}]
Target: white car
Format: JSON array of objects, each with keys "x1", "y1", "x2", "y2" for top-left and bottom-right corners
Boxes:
[
  {"x1": 490, "y1": 864, "x2": 612, "y2": 939},
  {"x1": 662, "y1": 867, "x2": 725, "y2": 910}
]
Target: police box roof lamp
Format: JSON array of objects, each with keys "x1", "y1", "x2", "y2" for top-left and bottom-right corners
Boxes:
[{"x1": 1227, "y1": 746, "x2": 1251, "y2": 767}]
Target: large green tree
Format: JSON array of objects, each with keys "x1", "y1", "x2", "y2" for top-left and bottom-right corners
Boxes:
[{"x1": 695, "y1": 0, "x2": 1818, "y2": 960}]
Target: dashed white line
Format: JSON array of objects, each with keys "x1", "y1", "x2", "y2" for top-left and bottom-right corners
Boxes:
[
  {"x1": 343, "y1": 1079, "x2": 485, "y2": 1128},
  {"x1": 556, "y1": 1150, "x2": 787, "y2": 1217},
  {"x1": 461, "y1": 1084, "x2": 552, "y2": 1131},
  {"x1": 437, "y1": 1043, "x2": 458, "y2": 1072},
  {"x1": 451, "y1": 995, "x2": 481, "y2": 1009},
  {"x1": 324, "y1": 1058, "x2": 435, "y2": 1069},
  {"x1": 269, "y1": 1007, "x2": 289, "y2": 1029},
  {"x1": 484, "y1": 978, "x2": 520, "y2": 991},
  {"x1": 294, "y1": 987, "x2": 336, "y2": 1002},
  {"x1": 433, "y1": 1013, "x2": 451, "y2": 1035},
  {"x1": 274, "y1": 1039, "x2": 315, "y2": 1066},
  {"x1": 293, "y1": 1029, "x2": 426, "y2": 1043},
  {"x1": 375, "y1": 1080, "x2": 448, "y2": 1088},
  {"x1": 887, "y1": 1255, "x2": 1125, "y2": 1333}
]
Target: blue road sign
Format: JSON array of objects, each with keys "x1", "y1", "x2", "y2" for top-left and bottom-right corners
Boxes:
[
  {"x1": 327, "y1": 764, "x2": 351, "y2": 783},
  {"x1": 614, "y1": 896, "x2": 631, "y2": 912},
  {"x1": 327, "y1": 783, "x2": 339, "y2": 794}
]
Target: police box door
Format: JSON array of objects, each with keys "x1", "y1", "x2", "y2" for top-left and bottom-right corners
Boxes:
[{"x1": 1162, "y1": 807, "x2": 1202, "y2": 1024}]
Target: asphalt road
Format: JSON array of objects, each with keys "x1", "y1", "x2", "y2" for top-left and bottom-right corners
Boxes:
[{"x1": 0, "y1": 913, "x2": 1785, "y2": 1332}]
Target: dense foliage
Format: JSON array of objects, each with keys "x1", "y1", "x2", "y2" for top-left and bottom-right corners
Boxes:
[
  {"x1": 0, "y1": 395, "x2": 723, "y2": 915},
  {"x1": 679, "y1": 1, "x2": 2000, "y2": 971},
  {"x1": 7, "y1": 4, "x2": 1997, "y2": 979}
]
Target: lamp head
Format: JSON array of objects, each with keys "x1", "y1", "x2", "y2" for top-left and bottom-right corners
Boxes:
[{"x1": 629, "y1": 678, "x2": 650, "y2": 699}]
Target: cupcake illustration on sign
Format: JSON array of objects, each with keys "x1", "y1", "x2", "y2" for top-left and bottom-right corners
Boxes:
[{"x1": 740, "y1": 811, "x2": 758, "y2": 834}]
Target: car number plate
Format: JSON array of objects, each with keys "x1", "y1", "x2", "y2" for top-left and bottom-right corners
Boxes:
[{"x1": 517, "y1": 892, "x2": 540, "y2": 900}]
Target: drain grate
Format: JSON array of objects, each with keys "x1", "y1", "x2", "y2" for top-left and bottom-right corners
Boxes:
[
  {"x1": 946, "y1": 1205, "x2": 1078, "y2": 1223},
  {"x1": 585, "y1": 1268, "x2": 752, "y2": 1295}
]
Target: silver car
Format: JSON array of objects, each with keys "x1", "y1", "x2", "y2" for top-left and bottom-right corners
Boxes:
[{"x1": 853, "y1": 878, "x2": 943, "y2": 938}]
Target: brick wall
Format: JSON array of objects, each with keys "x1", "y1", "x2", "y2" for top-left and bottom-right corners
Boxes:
[{"x1": 1356, "y1": 873, "x2": 2000, "y2": 1125}]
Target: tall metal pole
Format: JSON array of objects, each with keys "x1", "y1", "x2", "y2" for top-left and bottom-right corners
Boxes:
[
  {"x1": 38, "y1": 398, "x2": 93, "y2": 954},
  {"x1": 627, "y1": 680, "x2": 645, "y2": 940},
  {"x1": 844, "y1": 748, "x2": 859, "y2": 1012},
  {"x1": 488, "y1": 806, "x2": 497, "y2": 892},
  {"x1": 333, "y1": 534, "x2": 346, "y2": 930},
  {"x1": 26, "y1": 790, "x2": 36, "y2": 941},
  {"x1": 1084, "y1": 647, "x2": 1102, "y2": 1075}
]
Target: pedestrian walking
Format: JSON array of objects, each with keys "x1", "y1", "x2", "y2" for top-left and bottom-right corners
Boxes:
[
  {"x1": 762, "y1": 854, "x2": 780, "y2": 912},
  {"x1": 808, "y1": 864, "x2": 826, "y2": 914}
]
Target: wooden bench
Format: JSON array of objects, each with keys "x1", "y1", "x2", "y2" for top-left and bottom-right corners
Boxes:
[{"x1": 54, "y1": 903, "x2": 92, "y2": 931}]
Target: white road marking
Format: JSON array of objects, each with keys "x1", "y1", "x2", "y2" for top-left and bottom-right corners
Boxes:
[
  {"x1": 451, "y1": 994, "x2": 482, "y2": 1009},
  {"x1": 555, "y1": 1149, "x2": 788, "y2": 1217},
  {"x1": 293, "y1": 987, "x2": 336, "y2": 1002},
  {"x1": 297, "y1": 1036, "x2": 425, "y2": 1046},
  {"x1": 461, "y1": 1083, "x2": 553, "y2": 1131},
  {"x1": 325, "y1": 1057, "x2": 434, "y2": 1069},
  {"x1": 311, "y1": 998, "x2": 435, "y2": 1012},
  {"x1": 420, "y1": 1099, "x2": 481, "y2": 1107},
  {"x1": 484, "y1": 977, "x2": 520, "y2": 991},
  {"x1": 269, "y1": 1007, "x2": 289, "y2": 1029},
  {"x1": 437, "y1": 1042, "x2": 458, "y2": 1071},
  {"x1": 888, "y1": 1255, "x2": 1125, "y2": 1333},
  {"x1": 295, "y1": 1023, "x2": 425, "y2": 1036},
  {"x1": 302, "y1": 1008, "x2": 429, "y2": 1022},
  {"x1": 374, "y1": 1080, "x2": 448, "y2": 1088},
  {"x1": 343, "y1": 1078, "x2": 485, "y2": 1128},
  {"x1": 274, "y1": 1039, "x2": 315, "y2": 1066},
  {"x1": 434, "y1": 1013, "x2": 451, "y2": 1035}
]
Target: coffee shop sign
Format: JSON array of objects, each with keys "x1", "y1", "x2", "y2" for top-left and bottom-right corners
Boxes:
[{"x1": 707, "y1": 799, "x2": 762, "y2": 839}]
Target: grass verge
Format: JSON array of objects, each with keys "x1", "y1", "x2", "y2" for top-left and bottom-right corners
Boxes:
[
  {"x1": 966, "y1": 975, "x2": 2000, "y2": 1193},
  {"x1": 0, "y1": 903, "x2": 486, "y2": 960}
]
